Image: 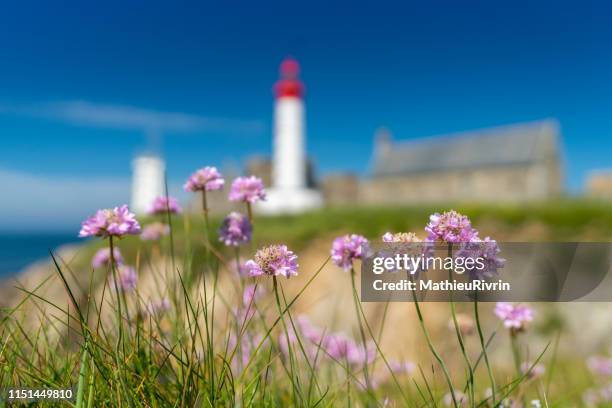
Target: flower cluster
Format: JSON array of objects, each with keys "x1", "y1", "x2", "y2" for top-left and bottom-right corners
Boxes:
[
  {"x1": 425, "y1": 210, "x2": 478, "y2": 243},
  {"x1": 380, "y1": 231, "x2": 433, "y2": 275},
  {"x1": 145, "y1": 298, "x2": 171, "y2": 316},
  {"x1": 454, "y1": 236, "x2": 505, "y2": 279},
  {"x1": 140, "y1": 222, "x2": 170, "y2": 241},
  {"x1": 79, "y1": 205, "x2": 141, "y2": 238},
  {"x1": 147, "y1": 196, "x2": 182, "y2": 215},
  {"x1": 234, "y1": 284, "x2": 265, "y2": 322},
  {"x1": 228, "y1": 332, "x2": 266, "y2": 374},
  {"x1": 183, "y1": 166, "x2": 225, "y2": 192},
  {"x1": 91, "y1": 247, "x2": 123, "y2": 269},
  {"x1": 229, "y1": 257, "x2": 250, "y2": 277},
  {"x1": 218, "y1": 212, "x2": 252, "y2": 246},
  {"x1": 521, "y1": 361, "x2": 545, "y2": 379},
  {"x1": 325, "y1": 333, "x2": 375, "y2": 365},
  {"x1": 389, "y1": 360, "x2": 416, "y2": 376},
  {"x1": 279, "y1": 315, "x2": 376, "y2": 366},
  {"x1": 244, "y1": 245, "x2": 298, "y2": 278},
  {"x1": 110, "y1": 265, "x2": 138, "y2": 292},
  {"x1": 494, "y1": 302, "x2": 534, "y2": 331},
  {"x1": 588, "y1": 356, "x2": 612, "y2": 376},
  {"x1": 583, "y1": 384, "x2": 612, "y2": 406},
  {"x1": 331, "y1": 234, "x2": 369, "y2": 271},
  {"x1": 227, "y1": 285, "x2": 268, "y2": 374},
  {"x1": 79, "y1": 187, "x2": 535, "y2": 402},
  {"x1": 242, "y1": 283, "x2": 264, "y2": 308},
  {"x1": 229, "y1": 176, "x2": 266, "y2": 203}
]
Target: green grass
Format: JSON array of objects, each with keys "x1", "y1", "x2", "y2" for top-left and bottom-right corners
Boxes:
[{"x1": 1, "y1": 199, "x2": 612, "y2": 407}]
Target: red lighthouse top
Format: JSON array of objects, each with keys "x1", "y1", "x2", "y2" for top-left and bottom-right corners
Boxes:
[{"x1": 274, "y1": 57, "x2": 304, "y2": 99}]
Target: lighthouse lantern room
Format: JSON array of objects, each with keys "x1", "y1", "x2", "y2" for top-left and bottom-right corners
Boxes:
[{"x1": 257, "y1": 57, "x2": 323, "y2": 214}]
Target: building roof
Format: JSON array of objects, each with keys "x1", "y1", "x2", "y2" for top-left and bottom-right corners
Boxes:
[{"x1": 371, "y1": 119, "x2": 560, "y2": 177}]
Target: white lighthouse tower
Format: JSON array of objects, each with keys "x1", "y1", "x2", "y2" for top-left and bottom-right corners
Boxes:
[
  {"x1": 257, "y1": 57, "x2": 323, "y2": 214},
  {"x1": 130, "y1": 153, "x2": 165, "y2": 214}
]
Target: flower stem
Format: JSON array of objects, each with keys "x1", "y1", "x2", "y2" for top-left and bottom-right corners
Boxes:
[
  {"x1": 246, "y1": 202, "x2": 253, "y2": 223},
  {"x1": 510, "y1": 331, "x2": 525, "y2": 406},
  {"x1": 447, "y1": 243, "x2": 475, "y2": 406},
  {"x1": 474, "y1": 294, "x2": 496, "y2": 407},
  {"x1": 108, "y1": 236, "x2": 130, "y2": 404},
  {"x1": 349, "y1": 267, "x2": 372, "y2": 393},
  {"x1": 511, "y1": 331, "x2": 522, "y2": 375},
  {"x1": 109, "y1": 236, "x2": 123, "y2": 346},
  {"x1": 201, "y1": 190, "x2": 211, "y2": 250},
  {"x1": 410, "y1": 274, "x2": 458, "y2": 408},
  {"x1": 233, "y1": 247, "x2": 244, "y2": 295},
  {"x1": 272, "y1": 276, "x2": 301, "y2": 404}
]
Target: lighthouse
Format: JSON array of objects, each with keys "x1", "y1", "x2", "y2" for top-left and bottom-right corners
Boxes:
[
  {"x1": 130, "y1": 153, "x2": 165, "y2": 214},
  {"x1": 257, "y1": 57, "x2": 323, "y2": 214}
]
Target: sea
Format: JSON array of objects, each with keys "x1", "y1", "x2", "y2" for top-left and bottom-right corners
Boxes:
[{"x1": 0, "y1": 233, "x2": 80, "y2": 278}]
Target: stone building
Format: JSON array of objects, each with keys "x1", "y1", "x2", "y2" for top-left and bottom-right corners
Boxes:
[
  {"x1": 245, "y1": 156, "x2": 273, "y2": 188},
  {"x1": 321, "y1": 174, "x2": 359, "y2": 206},
  {"x1": 355, "y1": 119, "x2": 563, "y2": 204},
  {"x1": 586, "y1": 170, "x2": 612, "y2": 199}
]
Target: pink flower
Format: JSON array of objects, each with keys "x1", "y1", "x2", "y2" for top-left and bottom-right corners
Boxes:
[
  {"x1": 425, "y1": 210, "x2": 478, "y2": 243},
  {"x1": 183, "y1": 166, "x2": 224, "y2": 192},
  {"x1": 140, "y1": 222, "x2": 170, "y2": 241},
  {"x1": 244, "y1": 245, "x2": 298, "y2": 278},
  {"x1": 147, "y1": 196, "x2": 182, "y2": 215},
  {"x1": 381, "y1": 231, "x2": 433, "y2": 275},
  {"x1": 322, "y1": 333, "x2": 352, "y2": 360},
  {"x1": 228, "y1": 333, "x2": 267, "y2": 373},
  {"x1": 279, "y1": 328, "x2": 299, "y2": 356},
  {"x1": 91, "y1": 247, "x2": 123, "y2": 268},
  {"x1": 242, "y1": 284, "x2": 264, "y2": 307},
  {"x1": 146, "y1": 298, "x2": 171, "y2": 315},
  {"x1": 331, "y1": 234, "x2": 369, "y2": 271},
  {"x1": 455, "y1": 236, "x2": 505, "y2": 279},
  {"x1": 278, "y1": 314, "x2": 376, "y2": 366},
  {"x1": 110, "y1": 265, "x2": 138, "y2": 292},
  {"x1": 521, "y1": 361, "x2": 545, "y2": 379},
  {"x1": 278, "y1": 315, "x2": 325, "y2": 360},
  {"x1": 443, "y1": 390, "x2": 468, "y2": 407},
  {"x1": 79, "y1": 205, "x2": 141, "y2": 238},
  {"x1": 389, "y1": 359, "x2": 416, "y2": 375},
  {"x1": 355, "y1": 374, "x2": 381, "y2": 391},
  {"x1": 218, "y1": 212, "x2": 252, "y2": 247},
  {"x1": 233, "y1": 284, "x2": 264, "y2": 323},
  {"x1": 588, "y1": 356, "x2": 612, "y2": 376},
  {"x1": 296, "y1": 315, "x2": 325, "y2": 345},
  {"x1": 494, "y1": 302, "x2": 534, "y2": 331},
  {"x1": 229, "y1": 176, "x2": 266, "y2": 203},
  {"x1": 583, "y1": 384, "x2": 612, "y2": 405},
  {"x1": 325, "y1": 333, "x2": 375, "y2": 365},
  {"x1": 229, "y1": 257, "x2": 250, "y2": 277}
]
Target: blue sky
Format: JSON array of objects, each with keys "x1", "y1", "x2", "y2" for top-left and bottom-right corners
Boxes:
[{"x1": 0, "y1": 0, "x2": 610, "y2": 230}]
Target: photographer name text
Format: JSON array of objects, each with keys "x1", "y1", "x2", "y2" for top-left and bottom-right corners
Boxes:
[{"x1": 372, "y1": 279, "x2": 511, "y2": 292}]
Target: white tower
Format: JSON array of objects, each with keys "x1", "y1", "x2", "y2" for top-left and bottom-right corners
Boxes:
[
  {"x1": 257, "y1": 58, "x2": 323, "y2": 214},
  {"x1": 130, "y1": 154, "x2": 165, "y2": 214}
]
